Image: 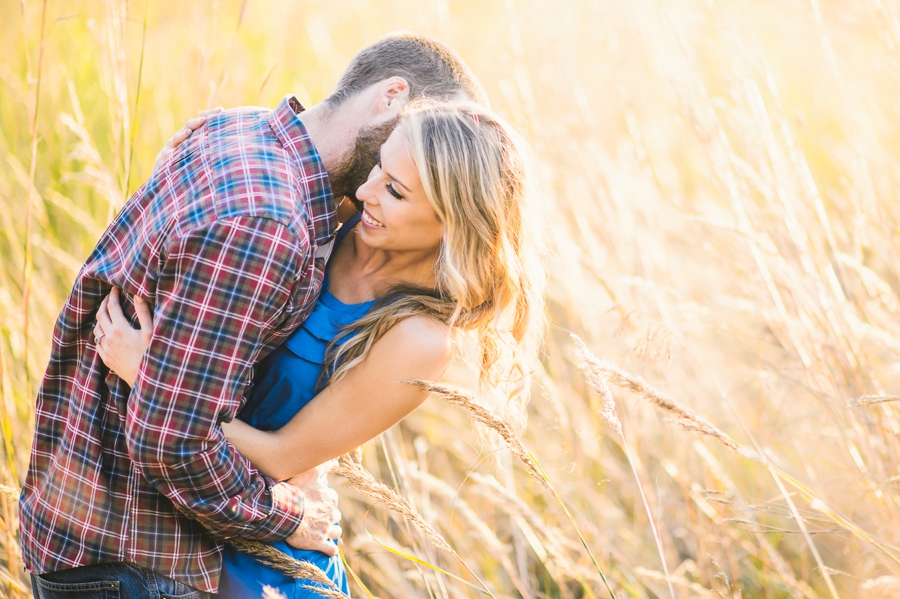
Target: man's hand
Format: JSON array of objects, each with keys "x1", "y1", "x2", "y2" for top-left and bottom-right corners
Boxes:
[{"x1": 284, "y1": 462, "x2": 342, "y2": 556}]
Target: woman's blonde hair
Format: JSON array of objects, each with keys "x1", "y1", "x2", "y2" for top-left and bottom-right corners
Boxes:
[{"x1": 327, "y1": 101, "x2": 545, "y2": 409}]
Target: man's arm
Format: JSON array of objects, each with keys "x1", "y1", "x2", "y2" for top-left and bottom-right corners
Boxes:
[{"x1": 125, "y1": 215, "x2": 311, "y2": 540}]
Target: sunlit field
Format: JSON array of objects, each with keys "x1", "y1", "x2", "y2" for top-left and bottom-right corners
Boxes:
[{"x1": 2, "y1": 1, "x2": 900, "y2": 597}]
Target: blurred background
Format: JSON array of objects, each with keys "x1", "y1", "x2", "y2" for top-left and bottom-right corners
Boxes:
[{"x1": 2, "y1": 0, "x2": 900, "y2": 597}]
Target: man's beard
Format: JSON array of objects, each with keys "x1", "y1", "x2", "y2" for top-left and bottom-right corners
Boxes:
[{"x1": 329, "y1": 117, "x2": 400, "y2": 210}]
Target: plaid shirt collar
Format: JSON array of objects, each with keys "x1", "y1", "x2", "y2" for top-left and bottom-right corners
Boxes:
[{"x1": 269, "y1": 94, "x2": 337, "y2": 246}]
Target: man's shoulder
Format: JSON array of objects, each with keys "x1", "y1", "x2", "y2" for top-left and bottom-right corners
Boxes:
[
  {"x1": 205, "y1": 105, "x2": 272, "y2": 148},
  {"x1": 200, "y1": 107, "x2": 310, "y2": 237}
]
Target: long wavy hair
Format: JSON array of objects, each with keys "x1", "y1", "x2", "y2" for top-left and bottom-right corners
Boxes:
[{"x1": 327, "y1": 101, "x2": 545, "y2": 415}]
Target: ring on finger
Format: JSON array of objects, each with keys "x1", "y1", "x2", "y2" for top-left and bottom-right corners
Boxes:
[{"x1": 95, "y1": 333, "x2": 106, "y2": 344}]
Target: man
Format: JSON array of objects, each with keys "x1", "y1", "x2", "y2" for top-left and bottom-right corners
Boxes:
[{"x1": 20, "y1": 31, "x2": 487, "y2": 597}]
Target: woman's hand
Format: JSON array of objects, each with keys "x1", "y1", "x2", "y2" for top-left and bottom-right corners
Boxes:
[
  {"x1": 94, "y1": 287, "x2": 154, "y2": 387},
  {"x1": 153, "y1": 107, "x2": 223, "y2": 172},
  {"x1": 221, "y1": 419, "x2": 342, "y2": 554},
  {"x1": 283, "y1": 463, "x2": 342, "y2": 555}
]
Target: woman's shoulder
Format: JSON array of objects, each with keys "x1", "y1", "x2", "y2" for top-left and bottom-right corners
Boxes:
[{"x1": 381, "y1": 315, "x2": 452, "y2": 365}]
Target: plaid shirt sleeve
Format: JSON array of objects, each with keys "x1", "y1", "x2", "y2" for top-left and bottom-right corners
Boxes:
[{"x1": 125, "y1": 215, "x2": 307, "y2": 540}]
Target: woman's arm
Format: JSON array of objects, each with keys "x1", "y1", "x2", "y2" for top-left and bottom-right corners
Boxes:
[
  {"x1": 96, "y1": 287, "x2": 452, "y2": 480},
  {"x1": 223, "y1": 315, "x2": 452, "y2": 480}
]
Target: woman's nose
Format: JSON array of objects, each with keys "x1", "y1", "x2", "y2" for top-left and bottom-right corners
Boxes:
[{"x1": 356, "y1": 176, "x2": 379, "y2": 206}]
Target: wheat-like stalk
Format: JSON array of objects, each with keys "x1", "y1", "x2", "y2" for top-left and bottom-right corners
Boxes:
[
  {"x1": 404, "y1": 379, "x2": 551, "y2": 492},
  {"x1": 634, "y1": 567, "x2": 721, "y2": 598},
  {"x1": 468, "y1": 474, "x2": 582, "y2": 594},
  {"x1": 573, "y1": 343, "x2": 759, "y2": 461},
  {"x1": 334, "y1": 454, "x2": 453, "y2": 553},
  {"x1": 335, "y1": 452, "x2": 502, "y2": 598},
  {"x1": 469, "y1": 473, "x2": 574, "y2": 556},
  {"x1": 572, "y1": 335, "x2": 623, "y2": 437},
  {"x1": 847, "y1": 395, "x2": 900, "y2": 408},
  {"x1": 573, "y1": 335, "x2": 675, "y2": 599},
  {"x1": 407, "y1": 379, "x2": 617, "y2": 597},
  {"x1": 225, "y1": 539, "x2": 349, "y2": 599},
  {"x1": 405, "y1": 466, "x2": 511, "y2": 556},
  {"x1": 405, "y1": 465, "x2": 531, "y2": 597}
]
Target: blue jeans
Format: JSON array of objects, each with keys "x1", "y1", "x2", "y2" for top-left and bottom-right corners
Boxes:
[{"x1": 31, "y1": 562, "x2": 209, "y2": 599}]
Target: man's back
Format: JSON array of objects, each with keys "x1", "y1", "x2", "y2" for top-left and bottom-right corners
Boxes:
[{"x1": 20, "y1": 96, "x2": 336, "y2": 593}]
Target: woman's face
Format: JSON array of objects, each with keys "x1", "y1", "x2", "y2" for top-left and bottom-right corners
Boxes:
[{"x1": 354, "y1": 129, "x2": 443, "y2": 254}]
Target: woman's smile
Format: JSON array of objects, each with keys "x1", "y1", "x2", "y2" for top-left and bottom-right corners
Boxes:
[
  {"x1": 361, "y1": 209, "x2": 386, "y2": 228},
  {"x1": 354, "y1": 129, "x2": 443, "y2": 253}
]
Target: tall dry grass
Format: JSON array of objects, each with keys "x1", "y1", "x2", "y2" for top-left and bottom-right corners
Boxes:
[{"x1": 2, "y1": 0, "x2": 899, "y2": 597}]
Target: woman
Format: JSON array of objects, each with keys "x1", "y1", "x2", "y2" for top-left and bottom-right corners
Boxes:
[{"x1": 94, "y1": 100, "x2": 544, "y2": 598}]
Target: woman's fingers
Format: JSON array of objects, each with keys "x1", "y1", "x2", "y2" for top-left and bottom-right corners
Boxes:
[
  {"x1": 200, "y1": 106, "x2": 224, "y2": 119},
  {"x1": 96, "y1": 342, "x2": 108, "y2": 364},
  {"x1": 99, "y1": 289, "x2": 154, "y2": 332},
  {"x1": 107, "y1": 288, "x2": 128, "y2": 325},
  {"x1": 172, "y1": 118, "x2": 204, "y2": 143},
  {"x1": 315, "y1": 460, "x2": 339, "y2": 477},
  {"x1": 96, "y1": 295, "x2": 113, "y2": 331},
  {"x1": 134, "y1": 296, "x2": 154, "y2": 332},
  {"x1": 183, "y1": 116, "x2": 206, "y2": 131},
  {"x1": 181, "y1": 108, "x2": 219, "y2": 135},
  {"x1": 327, "y1": 525, "x2": 342, "y2": 540},
  {"x1": 152, "y1": 107, "x2": 221, "y2": 172},
  {"x1": 179, "y1": 108, "x2": 222, "y2": 138},
  {"x1": 289, "y1": 468, "x2": 319, "y2": 487},
  {"x1": 170, "y1": 128, "x2": 192, "y2": 146},
  {"x1": 314, "y1": 540, "x2": 338, "y2": 557}
]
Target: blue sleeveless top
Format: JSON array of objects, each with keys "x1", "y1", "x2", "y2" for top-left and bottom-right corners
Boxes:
[{"x1": 218, "y1": 214, "x2": 370, "y2": 598}]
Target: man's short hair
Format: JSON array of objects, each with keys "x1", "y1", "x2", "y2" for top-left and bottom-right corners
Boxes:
[{"x1": 326, "y1": 32, "x2": 488, "y2": 107}]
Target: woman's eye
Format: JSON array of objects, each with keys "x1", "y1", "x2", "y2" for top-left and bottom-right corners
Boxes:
[
  {"x1": 386, "y1": 182, "x2": 403, "y2": 200},
  {"x1": 376, "y1": 157, "x2": 402, "y2": 198}
]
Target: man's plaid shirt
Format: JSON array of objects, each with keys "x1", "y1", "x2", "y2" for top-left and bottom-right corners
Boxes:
[{"x1": 19, "y1": 95, "x2": 337, "y2": 593}]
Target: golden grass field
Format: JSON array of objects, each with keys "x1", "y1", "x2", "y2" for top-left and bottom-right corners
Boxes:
[{"x1": 2, "y1": 0, "x2": 900, "y2": 597}]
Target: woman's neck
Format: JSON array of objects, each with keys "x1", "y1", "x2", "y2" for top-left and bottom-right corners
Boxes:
[{"x1": 327, "y1": 226, "x2": 438, "y2": 304}]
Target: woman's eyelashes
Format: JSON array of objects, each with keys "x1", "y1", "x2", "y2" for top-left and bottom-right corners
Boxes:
[
  {"x1": 386, "y1": 182, "x2": 403, "y2": 200},
  {"x1": 376, "y1": 161, "x2": 404, "y2": 200}
]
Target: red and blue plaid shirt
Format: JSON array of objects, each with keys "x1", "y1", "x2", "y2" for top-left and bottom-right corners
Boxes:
[{"x1": 19, "y1": 95, "x2": 337, "y2": 593}]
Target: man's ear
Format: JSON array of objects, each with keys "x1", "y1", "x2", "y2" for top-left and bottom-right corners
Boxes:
[{"x1": 376, "y1": 76, "x2": 411, "y2": 119}]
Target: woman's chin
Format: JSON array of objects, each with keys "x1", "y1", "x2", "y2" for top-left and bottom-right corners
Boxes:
[{"x1": 356, "y1": 226, "x2": 386, "y2": 246}]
